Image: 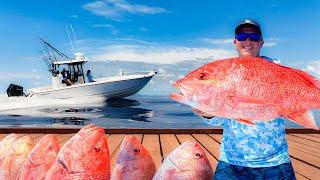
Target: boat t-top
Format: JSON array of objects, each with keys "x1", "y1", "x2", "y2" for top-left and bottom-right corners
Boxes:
[{"x1": 7, "y1": 39, "x2": 156, "y2": 99}]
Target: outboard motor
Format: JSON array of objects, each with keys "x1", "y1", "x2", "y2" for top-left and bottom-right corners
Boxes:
[{"x1": 6, "y1": 84, "x2": 25, "y2": 97}]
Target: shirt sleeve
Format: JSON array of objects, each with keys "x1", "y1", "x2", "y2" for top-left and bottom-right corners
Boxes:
[{"x1": 202, "y1": 116, "x2": 226, "y2": 127}]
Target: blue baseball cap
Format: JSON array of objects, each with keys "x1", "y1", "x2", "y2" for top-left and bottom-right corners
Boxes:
[{"x1": 235, "y1": 19, "x2": 262, "y2": 36}]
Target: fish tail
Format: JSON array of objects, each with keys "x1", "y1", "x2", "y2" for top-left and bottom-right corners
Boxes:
[{"x1": 285, "y1": 110, "x2": 319, "y2": 130}]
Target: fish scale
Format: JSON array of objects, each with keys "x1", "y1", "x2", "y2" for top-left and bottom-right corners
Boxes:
[
  {"x1": 45, "y1": 124, "x2": 110, "y2": 180},
  {"x1": 111, "y1": 135, "x2": 156, "y2": 180},
  {"x1": 17, "y1": 134, "x2": 60, "y2": 180},
  {"x1": 171, "y1": 56, "x2": 320, "y2": 130}
]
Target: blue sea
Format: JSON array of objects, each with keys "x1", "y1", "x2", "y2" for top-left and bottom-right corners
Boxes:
[{"x1": 0, "y1": 94, "x2": 319, "y2": 129}]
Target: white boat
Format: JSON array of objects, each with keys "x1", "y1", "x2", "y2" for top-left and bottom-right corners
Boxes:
[{"x1": 8, "y1": 39, "x2": 156, "y2": 99}]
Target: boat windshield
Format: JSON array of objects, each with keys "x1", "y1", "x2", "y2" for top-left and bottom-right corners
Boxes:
[{"x1": 53, "y1": 61, "x2": 86, "y2": 85}]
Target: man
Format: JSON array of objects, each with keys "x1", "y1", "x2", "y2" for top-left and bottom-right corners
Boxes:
[
  {"x1": 195, "y1": 19, "x2": 296, "y2": 179},
  {"x1": 86, "y1": 70, "x2": 95, "y2": 83},
  {"x1": 61, "y1": 68, "x2": 72, "y2": 86}
]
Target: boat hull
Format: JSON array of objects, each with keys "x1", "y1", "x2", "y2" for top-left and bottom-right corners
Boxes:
[{"x1": 27, "y1": 72, "x2": 155, "y2": 99}]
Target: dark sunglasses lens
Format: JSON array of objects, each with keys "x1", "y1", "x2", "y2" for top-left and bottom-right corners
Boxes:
[
  {"x1": 235, "y1": 33, "x2": 247, "y2": 41},
  {"x1": 249, "y1": 34, "x2": 261, "y2": 42}
]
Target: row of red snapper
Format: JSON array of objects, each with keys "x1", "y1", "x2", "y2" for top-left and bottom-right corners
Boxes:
[{"x1": 0, "y1": 124, "x2": 213, "y2": 180}]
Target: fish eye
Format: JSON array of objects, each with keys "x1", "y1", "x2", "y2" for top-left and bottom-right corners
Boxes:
[
  {"x1": 199, "y1": 73, "x2": 207, "y2": 80},
  {"x1": 134, "y1": 148, "x2": 140, "y2": 154},
  {"x1": 195, "y1": 152, "x2": 202, "y2": 158},
  {"x1": 93, "y1": 146, "x2": 100, "y2": 152}
]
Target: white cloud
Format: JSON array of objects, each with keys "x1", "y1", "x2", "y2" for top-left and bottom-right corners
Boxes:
[
  {"x1": 83, "y1": 0, "x2": 167, "y2": 21},
  {"x1": 70, "y1": 15, "x2": 79, "y2": 18},
  {"x1": 76, "y1": 37, "x2": 236, "y2": 64},
  {"x1": 93, "y1": 24, "x2": 119, "y2": 35},
  {"x1": 263, "y1": 38, "x2": 279, "y2": 47},
  {"x1": 303, "y1": 60, "x2": 320, "y2": 78},
  {"x1": 178, "y1": 74, "x2": 185, "y2": 79},
  {"x1": 93, "y1": 24, "x2": 114, "y2": 28},
  {"x1": 157, "y1": 67, "x2": 167, "y2": 74},
  {"x1": 89, "y1": 44, "x2": 235, "y2": 64},
  {"x1": 0, "y1": 72, "x2": 41, "y2": 80},
  {"x1": 139, "y1": 27, "x2": 148, "y2": 32},
  {"x1": 203, "y1": 38, "x2": 234, "y2": 45}
]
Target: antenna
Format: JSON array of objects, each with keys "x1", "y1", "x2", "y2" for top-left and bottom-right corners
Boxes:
[
  {"x1": 70, "y1": 24, "x2": 79, "y2": 52},
  {"x1": 66, "y1": 25, "x2": 75, "y2": 53},
  {"x1": 40, "y1": 38, "x2": 71, "y2": 60}
]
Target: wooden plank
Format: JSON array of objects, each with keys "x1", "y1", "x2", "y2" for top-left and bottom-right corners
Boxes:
[
  {"x1": 287, "y1": 135, "x2": 320, "y2": 149},
  {"x1": 287, "y1": 140, "x2": 320, "y2": 158},
  {"x1": 57, "y1": 134, "x2": 75, "y2": 146},
  {"x1": 192, "y1": 134, "x2": 220, "y2": 160},
  {"x1": 307, "y1": 134, "x2": 320, "y2": 138},
  {"x1": 290, "y1": 134, "x2": 320, "y2": 143},
  {"x1": 142, "y1": 134, "x2": 161, "y2": 169},
  {"x1": 288, "y1": 147, "x2": 320, "y2": 168},
  {"x1": 208, "y1": 134, "x2": 222, "y2": 144},
  {"x1": 159, "y1": 134, "x2": 180, "y2": 160},
  {"x1": 291, "y1": 158, "x2": 320, "y2": 180},
  {"x1": 107, "y1": 134, "x2": 126, "y2": 169},
  {"x1": 295, "y1": 172, "x2": 310, "y2": 180},
  {"x1": 175, "y1": 134, "x2": 195, "y2": 144},
  {"x1": 176, "y1": 134, "x2": 218, "y2": 171}
]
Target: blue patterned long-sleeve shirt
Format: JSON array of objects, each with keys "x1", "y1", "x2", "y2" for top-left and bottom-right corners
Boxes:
[
  {"x1": 203, "y1": 56, "x2": 291, "y2": 168},
  {"x1": 204, "y1": 117, "x2": 290, "y2": 167}
]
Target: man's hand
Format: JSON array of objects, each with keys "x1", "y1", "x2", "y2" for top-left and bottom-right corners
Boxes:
[{"x1": 192, "y1": 108, "x2": 215, "y2": 119}]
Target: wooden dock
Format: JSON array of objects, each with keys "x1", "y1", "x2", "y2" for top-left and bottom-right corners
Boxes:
[{"x1": 0, "y1": 129, "x2": 319, "y2": 180}]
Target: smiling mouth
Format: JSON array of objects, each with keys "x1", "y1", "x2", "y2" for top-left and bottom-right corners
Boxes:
[
  {"x1": 170, "y1": 82, "x2": 193, "y2": 103},
  {"x1": 242, "y1": 46, "x2": 253, "y2": 50}
]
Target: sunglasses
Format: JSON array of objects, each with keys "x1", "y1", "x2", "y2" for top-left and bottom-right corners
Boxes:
[{"x1": 235, "y1": 33, "x2": 262, "y2": 42}]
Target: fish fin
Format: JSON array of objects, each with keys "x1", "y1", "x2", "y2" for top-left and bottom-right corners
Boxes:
[
  {"x1": 235, "y1": 118, "x2": 256, "y2": 126},
  {"x1": 285, "y1": 110, "x2": 319, "y2": 130},
  {"x1": 279, "y1": 64, "x2": 320, "y2": 88}
]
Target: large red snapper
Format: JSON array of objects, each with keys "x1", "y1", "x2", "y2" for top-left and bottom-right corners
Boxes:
[
  {"x1": 0, "y1": 135, "x2": 34, "y2": 180},
  {"x1": 153, "y1": 141, "x2": 213, "y2": 180},
  {"x1": 0, "y1": 133, "x2": 19, "y2": 164},
  {"x1": 45, "y1": 124, "x2": 110, "y2": 180},
  {"x1": 171, "y1": 56, "x2": 320, "y2": 130},
  {"x1": 18, "y1": 134, "x2": 60, "y2": 180},
  {"x1": 111, "y1": 135, "x2": 156, "y2": 180}
]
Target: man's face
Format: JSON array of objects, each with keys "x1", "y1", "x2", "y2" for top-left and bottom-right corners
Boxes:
[{"x1": 234, "y1": 26, "x2": 264, "y2": 57}]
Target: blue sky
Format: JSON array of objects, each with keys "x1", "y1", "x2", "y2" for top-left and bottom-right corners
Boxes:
[{"x1": 0, "y1": 0, "x2": 320, "y2": 95}]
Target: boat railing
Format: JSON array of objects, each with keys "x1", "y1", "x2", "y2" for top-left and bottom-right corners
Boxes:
[
  {"x1": 119, "y1": 70, "x2": 157, "y2": 76},
  {"x1": 94, "y1": 70, "x2": 157, "y2": 79}
]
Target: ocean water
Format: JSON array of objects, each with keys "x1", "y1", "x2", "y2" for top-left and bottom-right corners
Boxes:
[{"x1": 0, "y1": 94, "x2": 319, "y2": 129}]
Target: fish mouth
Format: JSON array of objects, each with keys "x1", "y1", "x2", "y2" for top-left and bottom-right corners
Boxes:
[
  {"x1": 168, "y1": 156, "x2": 183, "y2": 172},
  {"x1": 57, "y1": 158, "x2": 85, "y2": 175},
  {"x1": 167, "y1": 156, "x2": 196, "y2": 174},
  {"x1": 170, "y1": 82, "x2": 193, "y2": 103},
  {"x1": 28, "y1": 155, "x2": 41, "y2": 167}
]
